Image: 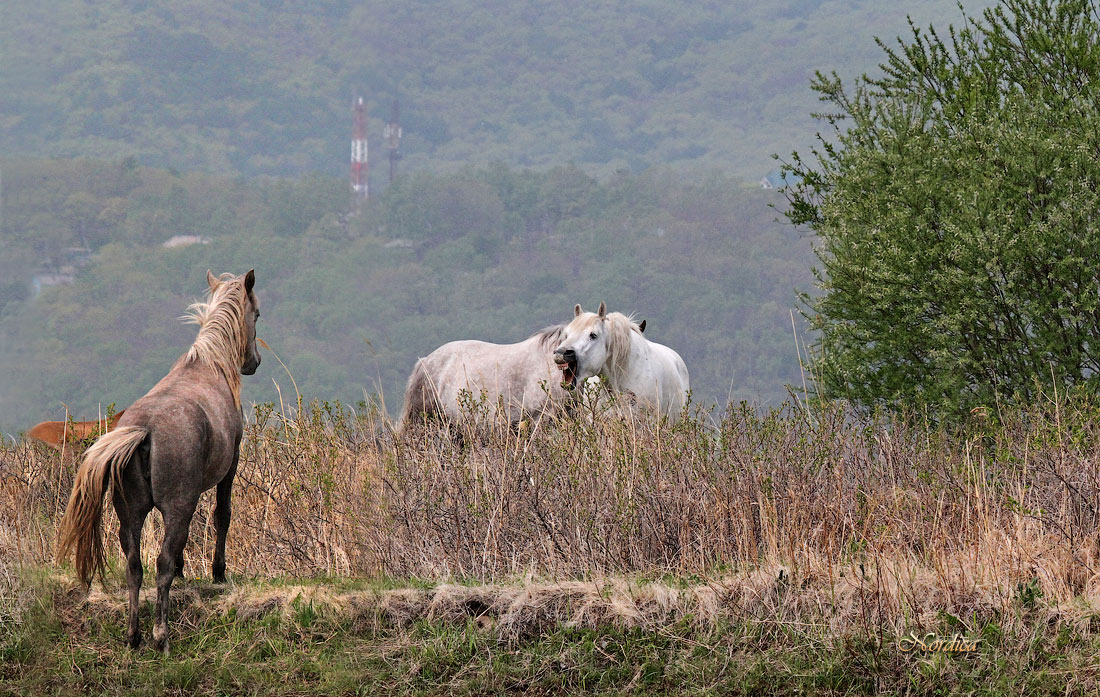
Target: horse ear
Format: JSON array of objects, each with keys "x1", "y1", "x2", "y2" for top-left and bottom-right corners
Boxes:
[
  {"x1": 597, "y1": 302, "x2": 607, "y2": 318},
  {"x1": 574, "y1": 304, "x2": 583, "y2": 317},
  {"x1": 206, "y1": 270, "x2": 219, "y2": 290},
  {"x1": 244, "y1": 269, "x2": 256, "y2": 293},
  {"x1": 638, "y1": 319, "x2": 646, "y2": 333}
]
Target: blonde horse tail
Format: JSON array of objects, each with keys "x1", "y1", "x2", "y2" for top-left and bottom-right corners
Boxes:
[
  {"x1": 397, "y1": 359, "x2": 434, "y2": 432},
  {"x1": 56, "y1": 426, "x2": 148, "y2": 586}
]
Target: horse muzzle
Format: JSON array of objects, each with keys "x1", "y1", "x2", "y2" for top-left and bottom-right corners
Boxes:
[
  {"x1": 242, "y1": 354, "x2": 261, "y2": 375},
  {"x1": 554, "y1": 349, "x2": 578, "y2": 389}
]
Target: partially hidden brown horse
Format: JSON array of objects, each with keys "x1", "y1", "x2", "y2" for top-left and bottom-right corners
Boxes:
[
  {"x1": 27, "y1": 410, "x2": 126, "y2": 450},
  {"x1": 57, "y1": 270, "x2": 261, "y2": 652}
]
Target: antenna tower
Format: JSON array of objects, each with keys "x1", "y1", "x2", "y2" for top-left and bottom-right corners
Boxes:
[
  {"x1": 351, "y1": 97, "x2": 368, "y2": 205},
  {"x1": 383, "y1": 99, "x2": 403, "y2": 183}
]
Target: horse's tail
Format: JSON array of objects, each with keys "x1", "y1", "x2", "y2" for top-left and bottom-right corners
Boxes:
[
  {"x1": 397, "y1": 359, "x2": 435, "y2": 432},
  {"x1": 56, "y1": 426, "x2": 148, "y2": 586}
]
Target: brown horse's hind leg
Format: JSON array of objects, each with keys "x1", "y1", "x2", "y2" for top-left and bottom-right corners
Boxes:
[
  {"x1": 212, "y1": 457, "x2": 238, "y2": 583},
  {"x1": 114, "y1": 481, "x2": 152, "y2": 650},
  {"x1": 152, "y1": 497, "x2": 199, "y2": 654}
]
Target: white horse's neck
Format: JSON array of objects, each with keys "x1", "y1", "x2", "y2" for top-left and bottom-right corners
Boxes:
[
  {"x1": 600, "y1": 328, "x2": 649, "y2": 392},
  {"x1": 587, "y1": 317, "x2": 689, "y2": 420}
]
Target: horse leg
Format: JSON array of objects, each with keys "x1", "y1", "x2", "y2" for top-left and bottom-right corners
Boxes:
[
  {"x1": 212, "y1": 458, "x2": 238, "y2": 583},
  {"x1": 173, "y1": 549, "x2": 185, "y2": 581},
  {"x1": 113, "y1": 481, "x2": 152, "y2": 650},
  {"x1": 152, "y1": 498, "x2": 198, "y2": 654}
]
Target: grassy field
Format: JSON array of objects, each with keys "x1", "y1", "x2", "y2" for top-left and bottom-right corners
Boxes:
[
  {"x1": 3, "y1": 572, "x2": 1099, "y2": 696},
  {"x1": 3, "y1": 393, "x2": 1100, "y2": 694}
]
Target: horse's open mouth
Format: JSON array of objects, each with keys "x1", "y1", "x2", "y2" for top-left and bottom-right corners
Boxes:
[{"x1": 556, "y1": 358, "x2": 578, "y2": 389}]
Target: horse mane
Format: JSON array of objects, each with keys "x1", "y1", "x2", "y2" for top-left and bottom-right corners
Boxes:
[
  {"x1": 182, "y1": 274, "x2": 252, "y2": 407},
  {"x1": 602, "y1": 312, "x2": 642, "y2": 378},
  {"x1": 531, "y1": 324, "x2": 567, "y2": 350}
]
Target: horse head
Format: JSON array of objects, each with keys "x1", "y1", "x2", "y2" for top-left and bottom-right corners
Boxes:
[
  {"x1": 554, "y1": 302, "x2": 606, "y2": 389},
  {"x1": 204, "y1": 269, "x2": 261, "y2": 375}
]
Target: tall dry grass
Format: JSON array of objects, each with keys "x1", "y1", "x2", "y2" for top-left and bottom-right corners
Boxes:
[{"x1": 4, "y1": 390, "x2": 1100, "y2": 637}]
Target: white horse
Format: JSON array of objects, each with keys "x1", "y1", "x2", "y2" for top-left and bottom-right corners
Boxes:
[
  {"x1": 398, "y1": 325, "x2": 571, "y2": 429},
  {"x1": 553, "y1": 303, "x2": 689, "y2": 421}
]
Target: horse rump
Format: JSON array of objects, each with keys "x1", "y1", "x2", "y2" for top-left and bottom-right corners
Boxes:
[
  {"x1": 397, "y1": 358, "x2": 442, "y2": 430},
  {"x1": 56, "y1": 426, "x2": 148, "y2": 586}
]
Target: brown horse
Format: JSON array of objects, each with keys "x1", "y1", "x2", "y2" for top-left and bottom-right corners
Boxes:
[
  {"x1": 27, "y1": 410, "x2": 126, "y2": 450},
  {"x1": 57, "y1": 270, "x2": 261, "y2": 652}
]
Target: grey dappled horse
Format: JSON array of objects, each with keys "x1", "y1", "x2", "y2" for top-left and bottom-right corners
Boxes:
[{"x1": 57, "y1": 270, "x2": 261, "y2": 652}]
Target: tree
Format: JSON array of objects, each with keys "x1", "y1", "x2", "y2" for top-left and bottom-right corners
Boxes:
[{"x1": 783, "y1": 0, "x2": 1100, "y2": 418}]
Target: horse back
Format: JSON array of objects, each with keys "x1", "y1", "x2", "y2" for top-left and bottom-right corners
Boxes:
[
  {"x1": 120, "y1": 364, "x2": 243, "y2": 495},
  {"x1": 404, "y1": 337, "x2": 561, "y2": 423},
  {"x1": 26, "y1": 410, "x2": 126, "y2": 450}
]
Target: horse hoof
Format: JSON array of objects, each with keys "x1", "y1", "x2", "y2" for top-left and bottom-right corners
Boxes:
[
  {"x1": 152, "y1": 625, "x2": 168, "y2": 654},
  {"x1": 127, "y1": 633, "x2": 142, "y2": 650}
]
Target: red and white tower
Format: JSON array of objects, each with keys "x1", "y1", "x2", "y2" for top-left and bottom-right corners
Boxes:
[{"x1": 351, "y1": 97, "x2": 368, "y2": 202}]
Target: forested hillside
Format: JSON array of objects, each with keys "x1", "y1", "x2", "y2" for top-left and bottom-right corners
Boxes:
[
  {"x1": 0, "y1": 158, "x2": 813, "y2": 431},
  {"x1": 2, "y1": 0, "x2": 990, "y2": 182},
  {"x1": 0, "y1": 0, "x2": 1004, "y2": 430}
]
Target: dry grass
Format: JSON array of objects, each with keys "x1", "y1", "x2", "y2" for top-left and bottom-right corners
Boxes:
[{"x1": 4, "y1": 391, "x2": 1100, "y2": 642}]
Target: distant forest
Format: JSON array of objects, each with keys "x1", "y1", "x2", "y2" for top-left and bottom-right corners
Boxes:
[
  {"x1": 1, "y1": 0, "x2": 990, "y2": 182},
  {"x1": 0, "y1": 158, "x2": 814, "y2": 431},
  {"x1": 0, "y1": 0, "x2": 998, "y2": 430}
]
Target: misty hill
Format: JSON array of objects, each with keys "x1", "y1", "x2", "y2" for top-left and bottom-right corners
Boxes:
[
  {"x1": 2, "y1": 0, "x2": 991, "y2": 183},
  {"x1": 0, "y1": 159, "x2": 814, "y2": 431}
]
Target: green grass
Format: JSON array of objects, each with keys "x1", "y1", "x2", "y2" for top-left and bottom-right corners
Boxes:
[
  {"x1": 236, "y1": 574, "x2": 440, "y2": 593},
  {"x1": 0, "y1": 574, "x2": 1093, "y2": 696}
]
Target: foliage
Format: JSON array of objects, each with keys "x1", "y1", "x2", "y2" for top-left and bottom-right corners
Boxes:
[
  {"x1": 6, "y1": 398, "x2": 1100, "y2": 694},
  {"x1": 8, "y1": 389, "x2": 1100, "y2": 582},
  {"x1": 783, "y1": 0, "x2": 1100, "y2": 418},
  {"x1": 0, "y1": 0, "x2": 988, "y2": 181},
  {"x1": 0, "y1": 158, "x2": 814, "y2": 429}
]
